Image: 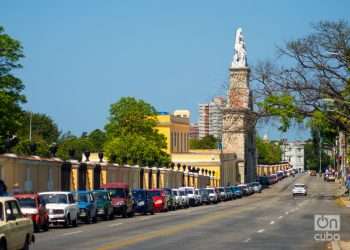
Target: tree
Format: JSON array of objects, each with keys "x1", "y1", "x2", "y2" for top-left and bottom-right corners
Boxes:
[
  {"x1": 0, "y1": 26, "x2": 26, "y2": 150},
  {"x1": 254, "y1": 20, "x2": 350, "y2": 132},
  {"x1": 88, "y1": 129, "x2": 106, "y2": 152},
  {"x1": 256, "y1": 136, "x2": 281, "y2": 164},
  {"x1": 57, "y1": 135, "x2": 93, "y2": 161},
  {"x1": 104, "y1": 97, "x2": 169, "y2": 166},
  {"x1": 189, "y1": 135, "x2": 219, "y2": 149}
]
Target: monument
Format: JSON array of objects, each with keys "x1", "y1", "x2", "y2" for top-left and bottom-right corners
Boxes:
[{"x1": 222, "y1": 28, "x2": 257, "y2": 183}]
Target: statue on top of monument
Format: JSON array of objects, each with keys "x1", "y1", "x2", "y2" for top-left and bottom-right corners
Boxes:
[{"x1": 231, "y1": 27, "x2": 247, "y2": 68}]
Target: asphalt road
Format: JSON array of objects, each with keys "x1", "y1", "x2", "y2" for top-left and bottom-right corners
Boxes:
[{"x1": 33, "y1": 174, "x2": 350, "y2": 250}]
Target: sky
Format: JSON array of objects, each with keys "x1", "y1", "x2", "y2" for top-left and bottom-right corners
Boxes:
[{"x1": 1, "y1": 1, "x2": 349, "y2": 141}]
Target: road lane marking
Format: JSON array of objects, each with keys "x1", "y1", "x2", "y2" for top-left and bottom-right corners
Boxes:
[
  {"x1": 108, "y1": 223, "x2": 123, "y2": 227},
  {"x1": 62, "y1": 230, "x2": 83, "y2": 236},
  {"x1": 243, "y1": 238, "x2": 251, "y2": 243},
  {"x1": 278, "y1": 216, "x2": 283, "y2": 219},
  {"x1": 257, "y1": 229, "x2": 265, "y2": 233},
  {"x1": 270, "y1": 221, "x2": 275, "y2": 225}
]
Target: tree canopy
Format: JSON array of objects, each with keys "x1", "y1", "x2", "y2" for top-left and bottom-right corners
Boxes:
[
  {"x1": 189, "y1": 135, "x2": 219, "y2": 150},
  {"x1": 0, "y1": 26, "x2": 26, "y2": 151},
  {"x1": 256, "y1": 136, "x2": 282, "y2": 164},
  {"x1": 104, "y1": 97, "x2": 169, "y2": 166}
]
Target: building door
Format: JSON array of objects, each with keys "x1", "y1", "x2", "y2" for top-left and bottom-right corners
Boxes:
[{"x1": 61, "y1": 162, "x2": 71, "y2": 191}]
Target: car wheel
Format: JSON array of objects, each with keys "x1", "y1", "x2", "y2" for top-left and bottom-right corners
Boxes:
[
  {"x1": 43, "y1": 220, "x2": 49, "y2": 232},
  {"x1": 21, "y1": 235, "x2": 30, "y2": 250},
  {"x1": 0, "y1": 239, "x2": 7, "y2": 250},
  {"x1": 122, "y1": 208, "x2": 128, "y2": 218},
  {"x1": 72, "y1": 217, "x2": 78, "y2": 227},
  {"x1": 85, "y1": 213, "x2": 91, "y2": 224},
  {"x1": 33, "y1": 222, "x2": 39, "y2": 233},
  {"x1": 64, "y1": 215, "x2": 71, "y2": 228},
  {"x1": 150, "y1": 210, "x2": 154, "y2": 215},
  {"x1": 92, "y1": 215, "x2": 97, "y2": 223}
]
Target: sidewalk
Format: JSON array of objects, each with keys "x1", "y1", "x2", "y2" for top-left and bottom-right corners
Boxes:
[{"x1": 336, "y1": 196, "x2": 350, "y2": 208}]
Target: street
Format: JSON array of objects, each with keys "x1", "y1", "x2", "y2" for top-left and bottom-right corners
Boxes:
[{"x1": 33, "y1": 174, "x2": 350, "y2": 250}]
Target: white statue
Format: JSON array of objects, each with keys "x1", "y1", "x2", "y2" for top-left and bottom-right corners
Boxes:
[{"x1": 231, "y1": 28, "x2": 247, "y2": 68}]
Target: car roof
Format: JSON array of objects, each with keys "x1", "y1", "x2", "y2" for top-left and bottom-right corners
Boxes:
[
  {"x1": 0, "y1": 196, "x2": 18, "y2": 202},
  {"x1": 14, "y1": 193, "x2": 38, "y2": 198},
  {"x1": 294, "y1": 183, "x2": 305, "y2": 186},
  {"x1": 39, "y1": 191, "x2": 71, "y2": 195}
]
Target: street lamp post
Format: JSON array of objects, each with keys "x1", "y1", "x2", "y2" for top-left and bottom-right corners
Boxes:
[{"x1": 319, "y1": 129, "x2": 322, "y2": 174}]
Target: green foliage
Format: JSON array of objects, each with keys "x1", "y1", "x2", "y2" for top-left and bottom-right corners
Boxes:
[
  {"x1": 0, "y1": 25, "x2": 26, "y2": 149},
  {"x1": 304, "y1": 140, "x2": 332, "y2": 172},
  {"x1": 189, "y1": 135, "x2": 219, "y2": 149},
  {"x1": 257, "y1": 94, "x2": 304, "y2": 131},
  {"x1": 87, "y1": 129, "x2": 106, "y2": 152},
  {"x1": 14, "y1": 138, "x2": 50, "y2": 157},
  {"x1": 256, "y1": 136, "x2": 281, "y2": 164},
  {"x1": 57, "y1": 135, "x2": 93, "y2": 161},
  {"x1": 104, "y1": 97, "x2": 169, "y2": 166}
]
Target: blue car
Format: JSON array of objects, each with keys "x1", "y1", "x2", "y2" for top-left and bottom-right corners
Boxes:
[
  {"x1": 231, "y1": 186, "x2": 243, "y2": 198},
  {"x1": 132, "y1": 189, "x2": 154, "y2": 215},
  {"x1": 74, "y1": 191, "x2": 97, "y2": 224}
]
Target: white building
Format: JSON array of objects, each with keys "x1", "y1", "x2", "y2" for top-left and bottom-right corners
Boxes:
[
  {"x1": 281, "y1": 141, "x2": 305, "y2": 172},
  {"x1": 198, "y1": 97, "x2": 226, "y2": 139}
]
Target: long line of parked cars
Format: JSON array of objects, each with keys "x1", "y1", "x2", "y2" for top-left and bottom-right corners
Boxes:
[{"x1": 0, "y1": 171, "x2": 293, "y2": 250}]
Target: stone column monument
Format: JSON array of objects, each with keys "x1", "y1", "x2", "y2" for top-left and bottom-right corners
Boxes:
[{"x1": 222, "y1": 28, "x2": 257, "y2": 183}]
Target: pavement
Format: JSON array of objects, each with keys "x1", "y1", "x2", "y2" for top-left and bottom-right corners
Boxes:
[{"x1": 33, "y1": 174, "x2": 350, "y2": 250}]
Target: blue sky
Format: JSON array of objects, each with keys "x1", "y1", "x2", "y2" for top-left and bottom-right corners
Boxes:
[{"x1": 1, "y1": 1, "x2": 349, "y2": 141}]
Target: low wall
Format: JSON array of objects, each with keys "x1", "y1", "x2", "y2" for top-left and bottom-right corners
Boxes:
[{"x1": 0, "y1": 154, "x2": 217, "y2": 193}]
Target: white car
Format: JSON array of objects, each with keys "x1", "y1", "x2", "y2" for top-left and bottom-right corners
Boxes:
[
  {"x1": 39, "y1": 191, "x2": 79, "y2": 227},
  {"x1": 178, "y1": 189, "x2": 189, "y2": 208},
  {"x1": 179, "y1": 187, "x2": 196, "y2": 206},
  {"x1": 0, "y1": 197, "x2": 35, "y2": 250},
  {"x1": 206, "y1": 188, "x2": 218, "y2": 203},
  {"x1": 292, "y1": 184, "x2": 307, "y2": 196},
  {"x1": 194, "y1": 189, "x2": 202, "y2": 205},
  {"x1": 171, "y1": 189, "x2": 183, "y2": 208}
]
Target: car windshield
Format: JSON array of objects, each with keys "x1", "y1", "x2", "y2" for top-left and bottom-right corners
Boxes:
[
  {"x1": 149, "y1": 191, "x2": 161, "y2": 197},
  {"x1": 163, "y1": 190, "x2": 171, "y2": 195},
  {"x1": 108, "y1": 189, "x2": 125, "y2": 198},
  {"x1": 132, "y1": 191, "x2": 145, "y2": 200},
  {"x1": 76, "y1": 193, "x2": 88, "y2": 202},
  {"x1": 207, "y1": 189, "x2": 214, "y2": 194},
  {"x1": 294, "y1": 184, "x2": 305, "y2": 188},
  {"x1": 171, "y1": 190, "x2": 178, "y2": 195},
  {"x1": 179, "y1": 191, "x2": 185, "y2": 196},
  {"x1": 41, "y1": 194, "x2": 67, "y2": 204},
  {"x1": 195, "y1": 190, "x2": 199, "y2": 195},
  {"x1": 17, "y1": 197, "x2": 36, "y2": 208},
  {"x1": 186, "y1": 189, "x2": 193, "y2": 194},
  {"x1": 93, "y1": 192, "x2": 108, "y2": 201},
  {"x1": 251, "y1": 182, "x2": 259, "y2": 186},
  {"x1": 200, "y1": 189, "x2": 208, "y2": 194}
]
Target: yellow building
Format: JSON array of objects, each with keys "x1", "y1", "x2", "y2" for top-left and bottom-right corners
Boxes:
[{"x1": 155, "y1": 112, "x2": 190, "y2": 154}]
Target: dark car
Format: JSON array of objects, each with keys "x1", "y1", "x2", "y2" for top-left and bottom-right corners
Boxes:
[
  {"x1": 74, "y1": 191, "x2": 97, "y2": 224},
  {"x1": 258, "y1": 176, "x2": 270, "y2": 188},
  {"x1": 225, "y1": 187, "x2": 233, "y2": 200},
  {"x1": 231, "y1": 186, "x2": 243, "y2": 198},
  {"x1": 132, "y1": 189, "x2": 154, "y2": 215},
  {"x1": 15, "y1": 193, "x2": 49, "y2": 232},
  {"x1": 101, "y1": 182, "x2": 135, "y2": 218},
  {"x1": 92, "y1": 190, "x2": 114, "y2": 220}
]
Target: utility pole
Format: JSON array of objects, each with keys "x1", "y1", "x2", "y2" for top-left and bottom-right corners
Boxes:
[{"x1": 319, "y1": 129, "x2": 322, "y2": 174}]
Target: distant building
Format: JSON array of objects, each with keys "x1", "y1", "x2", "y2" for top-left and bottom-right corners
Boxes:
[
  {"x1": 198, "y1": 104, "x2": 210, "y2": 139},
  {"x1": 190, "y1": 123, "x2": 199, "y2": 140},
  {"x1": 209, "y1": 97, "x2": 226, "y2": 140},
  {"x1": 156, "y1": 111, "x2": 190, "y2": 154},
  {"x1": 198, "y1": 97, "x2": 226, "y2": 139},
  {"x1": 281, "y1": 141, "x2": 305, "y2": 172},
  {"x1": 173, "y1": 110, "x2": 190, "y2": 118}
]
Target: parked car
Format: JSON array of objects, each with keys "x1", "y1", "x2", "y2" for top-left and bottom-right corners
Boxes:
[
  {"x1": 215, "y1": 188, "x2": 222, "y2": 202},
  {"x1": 132, "y1": 189, "x2": 154, "y2": 215},
  {"x1": 163, "y1": 188, "x2": 177, "y2": 210},
  {"x1": 194, "y1": 189, "x2": 202, "y2": 205},
  {"x1": 224, "y1": 187, "x2": 233, "y2": 200},
  {"x1": 74, "y1": 191, "x2": 97, "y2": 224},
  {"x1": 0, "y1": 197, "x2": 35, "y2": 250},
  {"x1": 148, "y1": 189, "x2": 168, "y2": 212},
  {"x1": 310, "y1": 170, "x2": 317, "y2": 176},
  {"x1": 249, "y1": 182, "x2": 262, "y2": 193},
  {"x1": 199, "y1": 188, "x2": 210, "y2": 204},
  {"x1": 171, "y1": 189, "x2": 183, "y2": 208},
  {"x1": 237, "y1": 184, "x2": 253, "y2": 196},
  {"x1": 292, "y1": 183, "x2": 307, "y2": 196},
  {"x1": 178, "y1": 189, "x2": 189, "y2": 208},
  {"x1": 92, "y1": 190, "x2": 114, "y2": 220},
  {"x1": 179, "y1": 187, "x2": 196, "y2": 206},
  {"x1": 231, "y1": 186, "x2": 243, "y2": 198},
  {"x1": 101, "y1": 182, "x2": 135, "y2": 218},
  {"x1": 258, "y1": 176, "x2": 270, "y2": 188},
  {"x1": 39, "y1": 191, "x2": 78, "y2": 227},
  {"x1": 268, "y1": 174, "x2": 278, "y2": 185},
  {"x1": 206, "y1": 187, "x2": 218, "y2": 204},
  {"x1": 15, "y1": 193, "x2": 49, "y2": 232}
]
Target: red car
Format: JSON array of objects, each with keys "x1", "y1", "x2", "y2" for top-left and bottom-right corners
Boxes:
[
  {"x1": 15, "y1": 193, "x2": 49, "y2": 232},
  {"x1": 148, "y1": 189, "x2": 168, "y2": 212}
]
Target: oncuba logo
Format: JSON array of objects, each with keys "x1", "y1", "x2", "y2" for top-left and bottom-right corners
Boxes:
[{"x1": 314, "y1": 215, "x2": 340, "y2": 241}]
